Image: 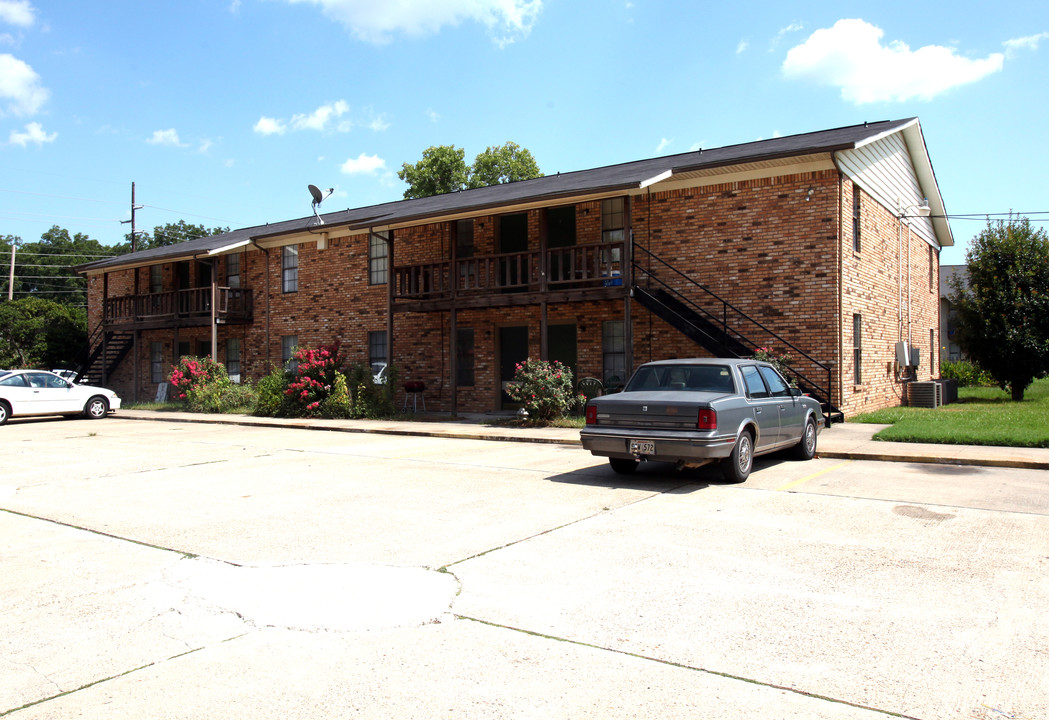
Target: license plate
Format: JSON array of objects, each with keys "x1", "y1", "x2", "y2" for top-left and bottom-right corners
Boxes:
[{"x1": 630, "y1": 439, "x2": 655, "y2": 456}]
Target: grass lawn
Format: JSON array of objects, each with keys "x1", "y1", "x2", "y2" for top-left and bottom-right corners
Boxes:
[{"x1": 850, "y1": 377, "x2": 1049, "y2": 448}]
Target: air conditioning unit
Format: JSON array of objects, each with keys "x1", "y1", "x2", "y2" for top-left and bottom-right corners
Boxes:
[{"x1": 907, "y1": 381, "x2": 940, "y2": 408}]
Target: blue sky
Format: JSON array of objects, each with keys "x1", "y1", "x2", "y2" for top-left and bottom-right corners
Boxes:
[{"x1": 2, "y1": 0, "x2": 1047, "y2": 265}]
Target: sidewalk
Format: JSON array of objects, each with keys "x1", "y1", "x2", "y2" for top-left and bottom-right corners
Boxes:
[{"x1": 116, "y1": 409, "x2": 1049, "y2": 471}]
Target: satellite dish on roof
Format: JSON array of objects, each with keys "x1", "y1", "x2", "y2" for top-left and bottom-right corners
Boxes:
[{"x1": 308, "y1": 184, "x2": 334, "y2": 226}]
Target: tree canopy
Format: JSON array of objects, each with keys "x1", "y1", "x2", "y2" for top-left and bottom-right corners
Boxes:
[
  {"x1": 467, "y1": 142, "x2": 542, "y2": 189},
  {"x1": 124, "y1": 220, "x2": 230, "y2": 251},
  {"x1": 949, "y1": 216, "x2": 1049, "y2": 401},
  {"x1": 2, "y1": 227, "x2": 120, "y2": 308},
  {"x1": 0, "y1": 297, "x2": 87, "y2": 369},
  {"x1": 398, "y1": 142, "x2": 542, "y2": 199}
]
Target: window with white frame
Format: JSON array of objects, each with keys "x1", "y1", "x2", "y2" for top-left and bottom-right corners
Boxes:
[
  {"x1": 227, "y1": 253, "x2": 241, "y2": 289},
  {"x1": 602, "y1": 320, "x2": 626, "y2": 387},
  {"x1": 368, "y1": 331, "x2": 387, "y2": 375},
  {"x1": 369, "y1": 231, "x2": 388, "y2": 285},
  {"x1": 282, "y1": 245, "x2": 298, "y2": 293},
  {"x1": 601, "y1": 198, "x2": 624, "y2": 244},
  {"x1": 853, "y1": 314, "x2": 862, "y2": 384},
  {"x1": 281, "y1": 335, "x2": 298, "y2": 372},
  {"x1": 852, "y1": 186, "x2": 861, "y2": 253},
  {"x1": 226, "y1": 338, "x2": 241, "y2": 383},
  {"x1": 150, "y1": 342, "x2": 164, "y2": 384}
]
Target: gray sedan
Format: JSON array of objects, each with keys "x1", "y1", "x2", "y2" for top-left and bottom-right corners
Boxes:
[{"x1": 580, "y1": 358, "x2": 823, "y2": 482}]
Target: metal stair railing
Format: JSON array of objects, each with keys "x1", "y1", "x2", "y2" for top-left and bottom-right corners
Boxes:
[{"x1": 632, "y1": 241, "x2": 841, "y2": 423}]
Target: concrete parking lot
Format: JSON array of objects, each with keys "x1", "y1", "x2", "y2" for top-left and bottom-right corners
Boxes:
[{"x1": 2, "y1": 416, "x2": 1047, "y2": 719}]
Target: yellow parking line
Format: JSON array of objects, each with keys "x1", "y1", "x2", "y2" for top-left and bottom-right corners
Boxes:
[{"x1": 777, "y1": 460, "x2": 852, "y2": 492}]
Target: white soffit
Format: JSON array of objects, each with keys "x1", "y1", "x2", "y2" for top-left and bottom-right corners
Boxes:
[{"x1": 646, "y1": 154, "x2": 836, "y2": 193}]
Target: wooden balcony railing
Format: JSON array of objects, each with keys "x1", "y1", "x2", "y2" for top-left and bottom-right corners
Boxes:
[
  {"x1": 394, "y1": 240, "x2": 625, "y2": 301},
  {"x1": 104, "y1": 287, "x2": 253, "y2": 326}
]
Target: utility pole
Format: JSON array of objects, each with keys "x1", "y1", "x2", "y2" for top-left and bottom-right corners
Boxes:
[
  {"x1": 7, "y1": 240, "x2": 15, "y2": 301},
  {"x1": 120, "y1": 182, "x2": 143, "y2": 252},
  {"x1": 120, "y1": 182, "x2": 144, "y2": 295}
]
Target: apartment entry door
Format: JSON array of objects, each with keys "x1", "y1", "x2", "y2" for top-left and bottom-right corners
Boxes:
[
  {"x1": 548, "y1": 323, "x2": 577, "y2": 385},
  {"x1": 499, "y1": 326, "x2": 529, "y2": 409}
]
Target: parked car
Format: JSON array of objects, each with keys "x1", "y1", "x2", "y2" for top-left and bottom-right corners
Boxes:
[
  {"x1": 51, "y1": 369, "x2": 79, "y2": 383},
  {"x1": 580, "y1": 358, "x2": 822, "y2": 482},
  {"x1": 0, "y1": 369, "x2": 122, "y2": 425}
]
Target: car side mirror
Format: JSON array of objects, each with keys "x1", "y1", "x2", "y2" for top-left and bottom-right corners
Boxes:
[{"x1": 789, "y1": 387, "x2": 803, "y2": 397}]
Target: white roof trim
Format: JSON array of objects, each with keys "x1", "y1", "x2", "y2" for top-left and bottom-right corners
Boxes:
[
  {"x1": 640, "y1": 169, "x2": 673, "y2": 188},
  {"x1": 205, "y1": 239, "x2": 252, "y2": 256}
]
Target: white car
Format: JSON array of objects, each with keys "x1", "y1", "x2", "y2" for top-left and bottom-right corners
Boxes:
[{"x1": 0, "y1": 369, "x2": 122, "y2": 425}]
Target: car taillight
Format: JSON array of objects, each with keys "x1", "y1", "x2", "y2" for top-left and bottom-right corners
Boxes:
[
  {"x1": 585, "y1": 404, "x2": 598, "y2": 424},
  {"x1": 697, "y1": 408, "x2": 717, "y2": 430}
]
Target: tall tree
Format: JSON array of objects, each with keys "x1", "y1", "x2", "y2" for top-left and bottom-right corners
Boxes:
[
  {"x1": 397, "y1": 145, "x2": 469, "y2": 199},
  {"x1": 468, "y1": 142, "x2": 543, "y2": 189},
  {"x1": 398, "y1": 142, "x2": 542, "y2": 199},
  {"x1": 126, "y1": 220, "x2": 230, "y2": 250},
  {"x1": 0, "y1": 297, "x2": 88, "y2": 369},
  {"x1": 949, "y1": 216, "x2": 1049, "y2": 400},
  {"x1": 6, "y1": 227, "x2": 121, "y2": 308}
]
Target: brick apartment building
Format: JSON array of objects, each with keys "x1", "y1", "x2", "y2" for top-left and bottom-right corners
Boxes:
[{"x1": 78, "y1": 118, "x2": 952, "y2": 419}]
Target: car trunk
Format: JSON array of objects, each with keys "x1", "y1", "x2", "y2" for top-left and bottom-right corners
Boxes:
[{"x1": 591, "y1": 391, "x2": 726, "y2": 430}]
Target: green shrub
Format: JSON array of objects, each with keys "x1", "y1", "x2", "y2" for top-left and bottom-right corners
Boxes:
[
  {"x1": 504, "y1": 358, "x2": 576, "y2": 422},
  {"x1": 187, "y1": 381, "x2": 256, "y2": 414},
  {"x1": 253, "y1": 367, "x2": 290, "y2": 417},
  {"x1": 318, "y1": 372, "x2": 352, "y2": 419},
  {"x1": 940, "y1": 359, "x2": 994, "y2": 387},
  {"x1": 345, "y1": 362, "x2": 398, "y2": 418}
]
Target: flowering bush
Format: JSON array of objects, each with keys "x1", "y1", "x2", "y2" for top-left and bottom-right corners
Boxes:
[
  {"x1": 169, "y1": 356, "x2": 228, "y2": 401},
  {"x1": 168, "y1": 355, "x2": 253, "y2": 413},
  {"x1": 283, "y1": 343, "x2": 342, "y2": 417},
  {"x1": 752, "y1": 346, "x2": 793, "y2": 378},
  {"x1": 504, "y1": 358, "x2": 576, "y2": 422}
]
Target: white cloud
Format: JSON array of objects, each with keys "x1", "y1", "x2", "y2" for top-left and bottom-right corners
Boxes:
[
  {"x1": 8, "y1": 120, "x2": 54, "y2": 146},
  {"x1": 0, "y1": 52, "x2": 48, "y2": 116},
  {"x1": 656, "y1": 137, "x2": 672, "y2": 153},
  {"x1": 146, "y1": 128, "x2": 186, "y2": 146},
  {"x1": 736, "y1": 39, "x2": 748, "y2": 54},
  {"x1": 425, "y1": 108, "x2": 441, "y2": 123},
  {"x1": 366, "y1": 110, "x2": 390, "y2": 132},
  {"x1": 253, "y1": 116, "x2": 286, "y2": 135},
  {"x1": 283, "y1": 0, "x2": 542, "y2": 46},
  {"x1": 770, "y1": 22, "x2": 803, "y2": 51},
  {"x1": 290, "y1": 100, "x2": 349, "y2": 131},
  {"x1": 1004, "y1": 31, "x2": 1049, "y2": 58},
  {"x1": 255, "y1": 101, "x2": 352, "y2": 135},
  {"x1": 0, "y1": 0, "x2": 34, "y2": 27},
  {"x1": 198, "y1": 138, "x2": 214, "y2": 153},
  {"x1": 340, "y1": 152, "x2": 385, "y2": 175},
  {"x1": 782, "y1": 19, "x2": 1004, "y2": 104}
]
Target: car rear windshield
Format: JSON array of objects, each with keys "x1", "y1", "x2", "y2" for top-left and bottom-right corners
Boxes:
[{"x1": 625, "y1": 364, "x2": 735, "y2": 393}]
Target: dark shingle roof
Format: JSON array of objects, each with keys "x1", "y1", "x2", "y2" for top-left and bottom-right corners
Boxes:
[{"x1": 79, "y1": 119, "x2": 917, "y2": 273}]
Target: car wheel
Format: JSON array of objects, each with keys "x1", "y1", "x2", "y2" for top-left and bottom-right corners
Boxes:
[
  {"x1": 609, "y1": 457, "x2": 639, "y2": 475},
  {"x1": 84, "y1": 396, "x2": 109, "y2": 419},
  {"x1": 720, "y1": 430, "x2": 753, "y2": 483},
  {"x1": 793, "y1": 417, "x2": 818, "y2": 460},
  {"x1": 0, "y1": 400, "x2": 9, "y2": 426}
]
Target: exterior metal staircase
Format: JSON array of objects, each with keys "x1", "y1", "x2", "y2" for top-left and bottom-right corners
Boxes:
[
  {"x1": 632, "y1": 242, "x2": 844, "y2": 425},
  {"x1": 75, "y1": 326, "x2": 133, "y2": 387}
]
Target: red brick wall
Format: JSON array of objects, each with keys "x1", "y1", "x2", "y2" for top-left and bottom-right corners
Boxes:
[{"x1": 89, "y1": 169, "x2": 939, "y2": 416}]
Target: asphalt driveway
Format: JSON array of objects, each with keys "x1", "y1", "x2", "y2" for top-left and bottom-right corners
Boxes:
[{"x1": 2, "y1": 417, "x2": 1047, "y2": 719}]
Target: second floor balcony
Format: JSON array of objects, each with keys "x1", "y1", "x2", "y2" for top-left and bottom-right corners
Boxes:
[
  {"x1": 393, "y1": 240, "x2": 627, "y2": 311},
  {"x1": 104, "y1": 287, "x2": 253, "y2": 328}
]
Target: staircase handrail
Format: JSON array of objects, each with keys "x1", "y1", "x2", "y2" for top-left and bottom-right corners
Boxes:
[{"x1": 632, "y1": 242, "x2": 837, "y2": 414}]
